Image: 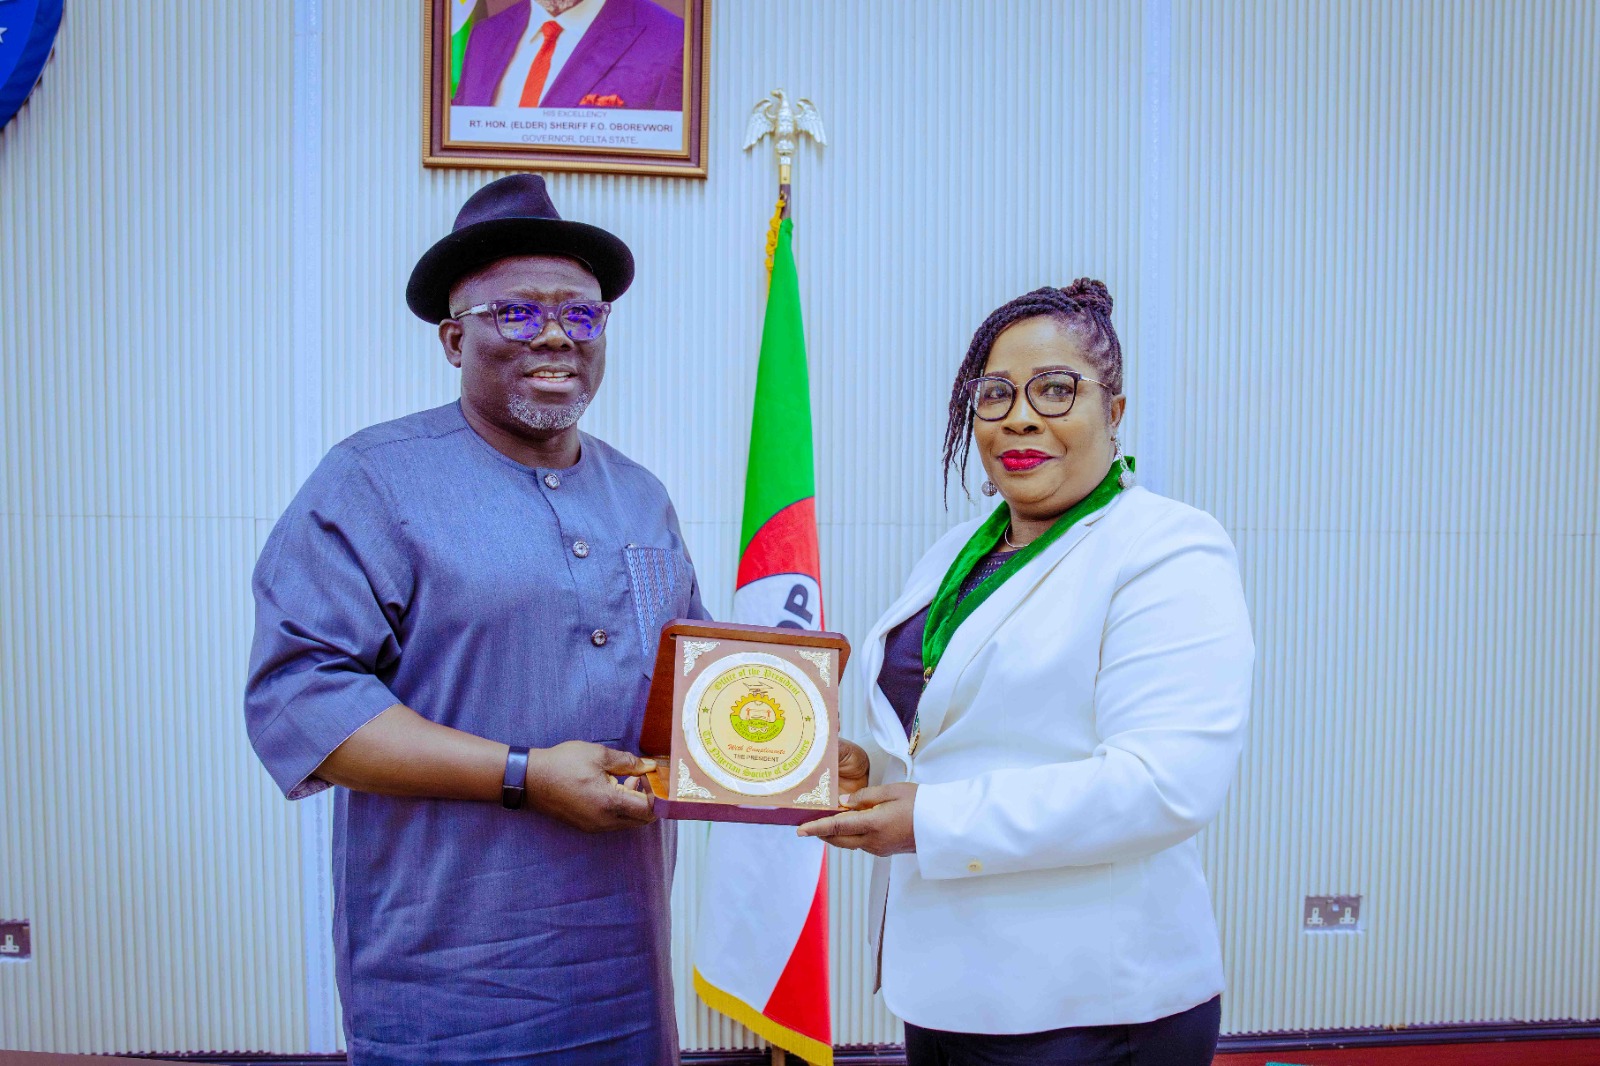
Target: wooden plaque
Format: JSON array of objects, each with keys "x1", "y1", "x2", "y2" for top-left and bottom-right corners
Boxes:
[{"x1": 642, "y1": 620, "x2": 849, "y2": 825}]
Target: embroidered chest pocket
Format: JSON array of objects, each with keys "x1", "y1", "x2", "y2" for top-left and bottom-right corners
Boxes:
[{"x1": 624, "y1": 544, "x2": 694, "y2": 669}]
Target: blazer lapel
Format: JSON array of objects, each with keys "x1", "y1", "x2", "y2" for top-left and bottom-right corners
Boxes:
[
  {"x1": 456, "y1": 1, "x2": 530, "y2": 105},
  {"x1": 543, "y1": 0, "x2": 645, "y2": 103},
  {"x1": 914, "y1": 496, "x2": 1128, "y2": 749}
]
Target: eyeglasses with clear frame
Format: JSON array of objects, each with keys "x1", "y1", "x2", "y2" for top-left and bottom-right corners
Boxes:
[
  {"x1": 962, "y1": 369, "x2": 1114, "y2": 421},
  {"x1": 450, "y1": 299, "x2": 612, "y2": 343}
]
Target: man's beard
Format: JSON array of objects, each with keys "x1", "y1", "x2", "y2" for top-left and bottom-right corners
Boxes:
[
  {"x1": 535, "y1": 0, "x2": 585, "y2": 15},
  {"x1": 508, "y1": 392, "x2": 591, "y2": 432}
]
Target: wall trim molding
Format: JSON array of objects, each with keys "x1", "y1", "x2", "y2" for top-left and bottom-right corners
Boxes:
[
  {"x1": 123, "y1": 1020, "x2": 1600, "y2": 1065},
  {"x1": 1217, "y1": 1018, "x2": 1600, "y2": 1052}
]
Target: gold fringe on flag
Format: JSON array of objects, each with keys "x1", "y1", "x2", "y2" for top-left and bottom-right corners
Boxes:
[
  {"x1": 764, "y1": 197, "x2": 787, "y2": 278},
  {"x1": 693, "y1": 968, "x2": 834, "y2": 1066}
]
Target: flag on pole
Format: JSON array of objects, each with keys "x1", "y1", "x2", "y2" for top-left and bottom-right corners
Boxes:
[
  {"x1": 692, "y1": 208, "x2": 833, "y2": 1065},
  {"x1": 449, "y1": 0, "x2": 480, "y2": 99}
]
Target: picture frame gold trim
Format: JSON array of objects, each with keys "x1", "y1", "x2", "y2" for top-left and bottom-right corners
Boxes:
[{"x1": 422, "y1": 0, "x2": 710, "y2": 178}]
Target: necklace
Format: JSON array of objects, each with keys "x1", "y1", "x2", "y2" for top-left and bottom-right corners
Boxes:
[{"x1": 1003, "y1": 523, "x2": 1033, "y2": 550}]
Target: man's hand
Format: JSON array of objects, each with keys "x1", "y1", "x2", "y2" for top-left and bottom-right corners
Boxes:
[
  {"x1": 838, "y1": 738, "x2": 871, "y2": 798},
  {"x1": 525, "y1": 741, "x2": 657, "y2": 832},
  {"x1": 796, "y1": 782, "x2": 917, "y2": 856}
]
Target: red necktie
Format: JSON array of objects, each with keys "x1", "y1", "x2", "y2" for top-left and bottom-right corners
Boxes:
[{"x1": 518, "y1": 21, "x2": 563, "y2": 107}]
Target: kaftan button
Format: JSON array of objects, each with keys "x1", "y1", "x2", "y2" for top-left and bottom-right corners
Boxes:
[
  {"x1": 544, "y1": 473, "x2": 561, "y2": 489},
  {"x1": 573, "y1": 539, "x2": 590, "y2": 558},
  {"x1": 591, "y1": 629, "x2": 608, "y2": 647},
  {"x1": 966, "y1": 860, "x2": 983, "y2": 873}
]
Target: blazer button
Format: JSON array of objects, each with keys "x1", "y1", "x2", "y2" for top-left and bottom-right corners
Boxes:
[
  {"x1": 591, "y1": 629, "x2": 608, "y2": 647},
  {"x1": 573, "y1": 539, "x2": 590, "y2": 558},
  {"x1": 544, "y1": 473, "x2": 561, "y2": 489},
  {"x1": 966, "y1": 860, "x2": 983, "y2": 873}
]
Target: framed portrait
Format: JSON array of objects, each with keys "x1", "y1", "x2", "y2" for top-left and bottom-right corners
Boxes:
[{"x1": 423, "y1": 0, "x2": 709, "y2": 177}]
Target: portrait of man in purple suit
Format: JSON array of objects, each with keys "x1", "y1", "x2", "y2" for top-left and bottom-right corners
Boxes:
[{"x1": 454, "y1": 0, "x2": 685, "y2": 112}]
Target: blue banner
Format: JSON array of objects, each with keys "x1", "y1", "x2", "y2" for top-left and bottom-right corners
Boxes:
[{"x1": 0, "y1": 0, "x2": 62, "y2": 133}]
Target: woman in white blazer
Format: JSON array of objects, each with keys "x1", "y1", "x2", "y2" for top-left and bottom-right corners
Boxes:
[{"x1": 802, "y1": 280, "x2": 1255, "y2": 1066}]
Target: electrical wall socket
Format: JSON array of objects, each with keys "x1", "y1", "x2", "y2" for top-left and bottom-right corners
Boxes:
[
  {"x1": 0, "y1": 919, "x2": 30, "y2": 961},
  {"x1": 1303, "y1": 895, "x2": 1362, "y2": 933}
]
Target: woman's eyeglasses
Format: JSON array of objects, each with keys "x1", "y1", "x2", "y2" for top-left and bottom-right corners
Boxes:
[
  {"x1": 962, "y1": 369, "x2": 1113, "y2": 421},
  {"x1": 450, "y1": 299, "x2": 611, "y2": 343}
]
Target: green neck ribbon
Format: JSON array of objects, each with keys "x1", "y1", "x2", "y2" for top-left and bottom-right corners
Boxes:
[{"x1": 921, "y1": 458, "x2": 1133, "y2": 679}]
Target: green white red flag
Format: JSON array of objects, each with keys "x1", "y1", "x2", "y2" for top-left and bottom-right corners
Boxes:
[
  {"x1": 692, "y1": 212, "x2": 832, "y2": 1065},
  {"x1": 449, "y1": 0, "x2": 479, "y2": 98}
]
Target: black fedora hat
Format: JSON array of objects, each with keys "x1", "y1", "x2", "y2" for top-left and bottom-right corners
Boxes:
[{"x1": 406, "y1": 174, "x2": 635, "y2": 323}]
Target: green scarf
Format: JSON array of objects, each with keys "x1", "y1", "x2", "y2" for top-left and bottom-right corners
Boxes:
[{"x1": 920, "y1": 458, "x2": 1132, "y2": 680}]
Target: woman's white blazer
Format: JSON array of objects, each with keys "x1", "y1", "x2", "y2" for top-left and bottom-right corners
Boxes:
[{"x1": 858, "y1": 486, "x2": 1255, "y2": 1035}]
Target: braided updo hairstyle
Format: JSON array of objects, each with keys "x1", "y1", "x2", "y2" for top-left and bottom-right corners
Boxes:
[{"x1": 941, "y1": 278, "x2": 1123, "y2": 498}]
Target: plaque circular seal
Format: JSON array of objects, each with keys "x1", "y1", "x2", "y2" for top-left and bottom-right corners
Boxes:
[{"x1": 681, "y1": 651, "x2": 831, "y2": 796}]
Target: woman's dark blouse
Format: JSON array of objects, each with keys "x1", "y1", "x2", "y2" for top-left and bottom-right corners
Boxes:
[{"x1": 878, "y1": 549, "x2": 1015, "y2": 737}]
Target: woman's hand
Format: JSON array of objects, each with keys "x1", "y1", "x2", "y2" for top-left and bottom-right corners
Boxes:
[
  {"x1": 838, "y1": 738, "x2": 871, "y2": 798},
  {"x1": 796, "y1": 783, "x2": 918, "y2": 856}
]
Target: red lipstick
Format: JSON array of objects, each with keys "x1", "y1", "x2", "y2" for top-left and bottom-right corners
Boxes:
[{"x1": 1000, "y1": 449, "x2": 1052, "y2": 472}]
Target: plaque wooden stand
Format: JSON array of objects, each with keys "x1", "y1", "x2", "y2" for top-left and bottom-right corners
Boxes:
[{"x1": 642, "y1": 620, "x2": 850, "y2": 825}]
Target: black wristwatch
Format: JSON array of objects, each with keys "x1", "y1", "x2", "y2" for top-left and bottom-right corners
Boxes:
[{"x1": 502, "y1": 745, "x2": 531, "y2": 810}]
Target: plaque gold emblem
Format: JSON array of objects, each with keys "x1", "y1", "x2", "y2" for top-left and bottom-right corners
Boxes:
[
  {"x1": 643, "y1": 621, "x2": 849, "y2": 824},
  {"x1": 682, "y1": 651, "x2": 829, "y2": 797}
]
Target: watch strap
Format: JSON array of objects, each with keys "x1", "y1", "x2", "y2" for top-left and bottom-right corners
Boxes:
[{"x1": 502, "y1": 745, "x2": 531, "y2": 810}]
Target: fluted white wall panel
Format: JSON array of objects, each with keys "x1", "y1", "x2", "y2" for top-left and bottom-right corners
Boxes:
[
  {"x1": 3, "y1": 0, "x2": 1598, "y2": 1056},
  {"x1": 0, "y1": 2, "x2": 304, "y2": 1052},
  {"x1": 1174, "y1": 0, "x2": 1600, "y2": 1034}
]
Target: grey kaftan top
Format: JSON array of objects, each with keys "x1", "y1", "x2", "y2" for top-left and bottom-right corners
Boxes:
[{"x1": 245, "y1": 401, "x2": 705, "y2": 1065}]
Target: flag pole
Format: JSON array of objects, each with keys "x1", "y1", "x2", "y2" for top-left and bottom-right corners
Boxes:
[
  {"x1": 744, "y1": 89, "x2": 826, "y2": 267},
  {"x1": 697, "y1": 90, "x2": 835, "y2": 1066}
]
